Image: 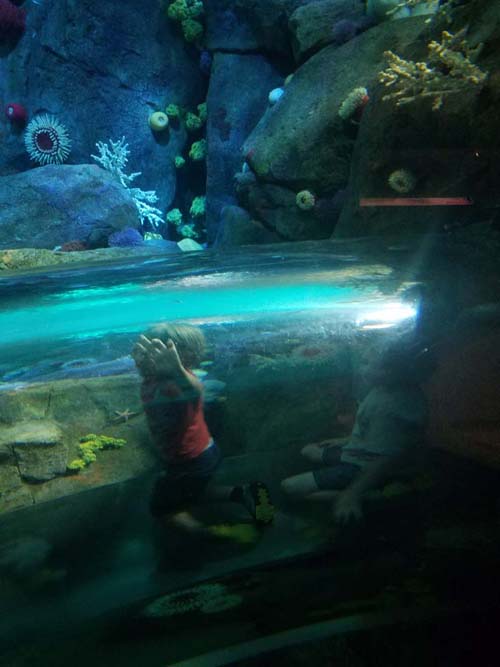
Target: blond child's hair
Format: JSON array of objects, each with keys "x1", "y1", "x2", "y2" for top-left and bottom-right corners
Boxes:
[{"x1": 146, "y1": 322, "x2": 206, "y2": 369}]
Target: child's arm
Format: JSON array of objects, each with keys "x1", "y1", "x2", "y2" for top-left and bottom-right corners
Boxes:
[
  {"x1": 133, "y1": 335, "x2": 203, "y2": 399},
  {"x1": 334, "y1": 450, "x2": 408, "y2": 523}
]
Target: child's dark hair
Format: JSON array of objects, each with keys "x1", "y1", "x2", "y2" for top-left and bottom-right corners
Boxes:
[
  {"x1": 146, "y1": 322, "x2": 206, "y2": 369},
  {"x1": 377, "y1": 336, "x2": 436, "y2": 386}
]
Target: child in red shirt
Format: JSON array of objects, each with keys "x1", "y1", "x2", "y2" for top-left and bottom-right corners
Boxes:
[{"x1": 133, "y1": 322, "x2": 274, "y2": 537}]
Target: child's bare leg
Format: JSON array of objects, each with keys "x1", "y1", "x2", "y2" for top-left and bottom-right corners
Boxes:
[
  {"x1": 307, "y1": 490, "x2": 341, "y2": 502},
  {"x1": 281, "y1": 473, "x2": 341, "y2": 503},
  {"x1": 205, "y1": 483, "x2": 235, "y2": 501},
  {"x1": 301, "y1": 441, "x2": 344, "y2": 465},
  {"x1": 281, "y1": 472, "x2": 320, "y2": 498},
  {"x1": 165, "y1": 510, "x2": 209, "y2": 535}
]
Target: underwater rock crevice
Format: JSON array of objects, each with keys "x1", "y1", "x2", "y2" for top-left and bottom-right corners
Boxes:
[
  {"x1": 40, "y1": 43, "x2": 138, "y2": 92},
  {"x1": 43, "y1": 389, "x2": 53, "y2": 420},
  {"x1": 210, "y1": 47, "x2": 268, "y2": 57},
  {"x1": 8, "y1": 444, "x2": 35, "y2": 506}
]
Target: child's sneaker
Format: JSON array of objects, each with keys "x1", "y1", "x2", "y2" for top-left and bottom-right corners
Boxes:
[
  {"x1": 243, "y1": 482, "x2": 275, "y2": 525},
  {"x1": 208, "y1": 523, "x2": 260, "y2": 544}
]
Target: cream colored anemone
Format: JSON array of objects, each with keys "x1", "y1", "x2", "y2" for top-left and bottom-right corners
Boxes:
[
  {"x1": 388, "y1": 168, "x2": 417, "y2": 194},
  {"x1": 24, "y1": 114, "x2": 71, "y2": 165}
]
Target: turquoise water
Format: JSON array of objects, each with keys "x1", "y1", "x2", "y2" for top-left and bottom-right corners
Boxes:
[
  {"x1": 0, "y1": 248, "x2": 417, "y2": 380},
  {"x1": 1, "y1": 280, "x2": 378, "y2": 345}
]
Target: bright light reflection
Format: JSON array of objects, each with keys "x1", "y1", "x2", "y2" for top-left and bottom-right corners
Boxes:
[
  {"x1": 355, "y1": 302, "x2": 417, "y2": 329},
  {"x1": 172, "y1": 272, "x2": 243, "y2": 287}
]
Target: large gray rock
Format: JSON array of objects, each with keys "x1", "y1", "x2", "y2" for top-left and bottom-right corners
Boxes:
[
  {"x1": 240, "y1": 17, "x2": 428, "y2": 239},
  {"x1": 205, "y1": 53, "x2": 282, "y2": 243},
  {"x1": 0, "y1": 374, "x2": 154, "y2": 514},
  {"x1": 0, "y1": 244, "x2": 180, "y2": 272},
  {"x1": 244, "y1": 18, "x2": 427, "y2": 195},
  {"x1": 0, "y1": 464, "x2": 34, "y2": 514},
  {"x1": 237, "y1": 181, "x2": 332, "y2": 240},
  {"x1": 0, "y1": 0, "x2": 206, "y2": 210},
  {"x1": 335, "y1": 0, "x2": 500, "y2": 238},
  {"x1": 214, "y1": 205, "x2": 280, "y2": 247},
  {"x1": 0, "y1": 164, "x2": 139, "y2": 249},
  {"x1": 0, "y1": 420, "x2": 66, "y2": 482},
  {"x1": 204, "y1": 0, "x2": 310, "y2": 56},
  {"x1": 289, "y1": 0, "x2": 367, "y2": 62}
]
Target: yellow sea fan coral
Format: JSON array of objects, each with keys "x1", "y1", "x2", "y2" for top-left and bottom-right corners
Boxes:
[{"x1": 379, "y1": 29, "x2": 487, "y2": 110}]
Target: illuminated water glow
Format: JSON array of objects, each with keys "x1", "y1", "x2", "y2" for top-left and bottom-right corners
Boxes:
[{"x1": 0, "y1": 276, "x2": 412, "y2": 347}]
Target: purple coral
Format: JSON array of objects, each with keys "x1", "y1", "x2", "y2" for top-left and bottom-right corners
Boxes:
[
  {"x1": 331, "y1": 16, "x2": 375, "y2": 46},
  {"x1": 0, "y1": 0, "x2": 26, "y2": 39},
  {"x1": 108, "y1": 227, "x2": 144, "y2": 248},
  {"x1": 199, "y1": 50, "x2": 212, "y2": 76},
  {"x1": 331, "y1": 19, "x2": 358, "y2": 45}
]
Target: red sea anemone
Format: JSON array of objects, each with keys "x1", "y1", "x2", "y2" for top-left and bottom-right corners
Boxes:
[
  {"x1": 60, "y1": 240, "x2": 89, "y2": 252},
  {"x1": 0, "y1": 0, "x2": 26, "y2": 38},
  {"x1": 5, "y1": 103, "x2": 27, "y2": 124}
]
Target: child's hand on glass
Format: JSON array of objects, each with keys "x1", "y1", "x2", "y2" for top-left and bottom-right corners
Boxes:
[{"x1": 132, "y1": 335, "x2": 184, "y2": 377}]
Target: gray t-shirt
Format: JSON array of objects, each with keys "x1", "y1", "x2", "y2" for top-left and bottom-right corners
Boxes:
[{"x1": 341, "y1": 385, "x2": 427, "y2": 467}]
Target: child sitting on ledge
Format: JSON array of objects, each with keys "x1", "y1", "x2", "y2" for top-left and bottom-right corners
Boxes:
[{"x1": 281, "y1": 339, "x2": 430, "y2": 524}]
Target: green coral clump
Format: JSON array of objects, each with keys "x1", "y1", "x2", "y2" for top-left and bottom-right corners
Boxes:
[
  {"x1": 166, "y1": 208, "x2": 183, "y2": 226},
  {"x1": 190, "y1": 195, "x2": 206, "y2": 218},
  {"x1": 182, "y1": 18, "x2": 204, "y2": 43},
  {"x1": 166, "y1": 208, "x2": 202, "y2": 240},
  {"x1": 144, "y1": 231, "x2": 163, "y2": 241},
  {"x1": 185, "y1": 102, "x2": 207, "y2": 132},
  {"x1": 185, "y1": 112, "x2": 203, "y2": 132},
  {"x1": 197, "y1": 102, "x2": 207, "y2": 123},
  {"x1": 167, "y1": 0, "x2": 204, "y2": 21},
  {"x1": 67, "y1": 458, "x2": 86, "y2": 472},
  {"x1": 189, "y1": 139, "x2": 207, "y2": 161},
  {"x1": 67, "y1": 434, "x2": 126, "y2": 473},
  {"x1": 174, "y1": 155, "x2": 186, "y2": 169},
  {"x1": 165, "y1": 104, "x2": 182, "y2": 119},
  {"x1": 179, "y1": 223, "x2": 199, "y2": 239},
  {"x1": 166, "y1": 0, "x2": 204, "y2": 43}
]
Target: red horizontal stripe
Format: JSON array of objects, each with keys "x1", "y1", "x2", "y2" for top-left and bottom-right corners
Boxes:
[{"x1": 360, "y1": 197, "x2": 473, "y2": 207}]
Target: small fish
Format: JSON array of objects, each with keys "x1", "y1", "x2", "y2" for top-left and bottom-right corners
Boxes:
[
  {"x1": 203, "y1": 379, "x2": 226, "y2": 403},
  {"x1": 2, "y1": 356, "x2": 137, "y2": 385},
  {"x1": 300, "y1": 347, "x2": 323, "y2": 358}
]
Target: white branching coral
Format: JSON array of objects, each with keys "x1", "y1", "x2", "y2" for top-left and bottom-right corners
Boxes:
[
  {"x1": 384, "y1": 0, "x2": 438, "y2": 18},
  {"x1": 91, "y1": 137, "x2": 164, "y2": 229},
  {"x1": 91, "y1": 137, "x2": 140, "y2": 188},
  {"x1": 24, "y1": 115, "x2": 72, "y2": 166},
  {"x1": 379, "y1": 29, "x2": 487, "y2": 110}
]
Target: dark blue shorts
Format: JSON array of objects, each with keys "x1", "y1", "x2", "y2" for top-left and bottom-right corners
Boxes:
[
  {"x1": 149, "y1": 442, "x2": 222, "y2": 517},
  {"x1": 313, "y1": 462, "x2": 361, "y2": 491}
]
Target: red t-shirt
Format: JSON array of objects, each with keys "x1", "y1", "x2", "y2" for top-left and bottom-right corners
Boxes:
[{"x1": 141, "y1": 374, "x2": 211, "y2": 464}]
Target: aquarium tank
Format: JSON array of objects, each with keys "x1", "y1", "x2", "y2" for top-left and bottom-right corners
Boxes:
[{"x1": 0, "y1": 0, "x2": 499, "y2": 665}]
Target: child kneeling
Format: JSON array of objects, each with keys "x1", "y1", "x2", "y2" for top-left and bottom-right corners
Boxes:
[{"x1": 133, "y1": 322, "x2": 274, "y2": 540}]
